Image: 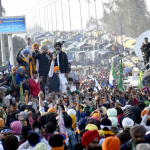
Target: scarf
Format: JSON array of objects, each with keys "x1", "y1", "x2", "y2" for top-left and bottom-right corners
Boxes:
[
  {"x1": 51, "y1": 145, "x2": 64, "y2": 150},
  {"x1": 22, "y1": 54, "x2": 29, "y2": 63},
  {"x1": 103, "y1": 130, "x2": 115, "y2": 136},
  {"x1": 10, "y1": 74, "x2": 14, "y2": 87},
  {"x1": 33, "y1": 77, "x2": 38, "y2": 83},
  {"x1": 21, "y1": 56, "x2": 36, "y2": 77},
  {"x1": 0, "y1": 103, "x2": 6, "y2": 119}
]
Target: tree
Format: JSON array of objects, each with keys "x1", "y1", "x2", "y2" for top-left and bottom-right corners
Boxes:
[
  {"x1": 86, "y1": 16, "x2": 102, "y2": 30},
  {"x1": 101, "y1": 0, "x2": 150, "y2": 37},
  {"x1": 0, "y1": 35, "x2": 26, "y2": 66}
]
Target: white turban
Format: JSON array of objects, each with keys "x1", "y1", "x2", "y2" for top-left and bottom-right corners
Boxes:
[
  {"x1": 136, "y1": 144, "x2": 150, "y2": 150},
  {"x1": 122, "y1": 117, "x2": 134, "y2": 129},
  {"x1": 108, "y1": 117, "x2": 118, "y2": 127},
  {"x1": 107, "y1": 108, "x2": 117, "y2": 117},
  {"x1": 67, "y1": 109, "x2": 76, "y2": 116}
]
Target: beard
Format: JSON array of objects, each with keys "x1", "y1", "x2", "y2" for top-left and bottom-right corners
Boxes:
[
  {"x1": 87, "y1": 146, "x2": 100, "y2": 150},
  {"x1": 56, "y1": 49, "x2": 61, "y2": 54},
  {"x1": 68, "y1": 68, "x2": 71, "y2": 72},
  {"x1": 136, "y1": 140, "x2": 144, "y2": 145},
  {"x1": 19, "y1": 74, "x2": 24, "y2": 78}
]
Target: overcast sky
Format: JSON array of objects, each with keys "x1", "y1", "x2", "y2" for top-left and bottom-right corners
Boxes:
[{"x1": 2, "y1": 0, "x2": 150, "y2": 31}]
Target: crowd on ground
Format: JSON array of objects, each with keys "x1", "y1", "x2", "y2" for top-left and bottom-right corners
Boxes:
[{"x1": 0, "y1": 38, "x2": 150, "y2": 150}]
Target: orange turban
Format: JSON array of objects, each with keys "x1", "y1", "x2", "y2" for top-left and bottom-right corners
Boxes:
[
  {"x1": 54, "y1": 66, "x2": 60, "y2": 72},
  {"x1": 102, "y1": 137, "x2": 121, "y2": 150},
  {"x1": 92, "y1": 113, "x2": 100, "y2": 120},
  {"x1": 47, "y1": 107, "x2": 57, "y2": 113},
  {"x1": 32, "y1": 43, "x2": 39, "y2": 51},
  {"x1": 20, "y1": 66, "x2": 26, "y2": 71},
  {"x1": 141, "y1": 109, "x2": 150, "y2": 120},
  {"x1": 11, "y1": 66, "x2": 18, "y2": 72}
]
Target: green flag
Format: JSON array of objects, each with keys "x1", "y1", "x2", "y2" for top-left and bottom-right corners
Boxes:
[
  {"x1": 20, "y1": 82, "x2": 24, "y2": 103},
  {"x1": 138, "y1": 70, "x2": 144, "y2": 91},
  {"x1": 118, "y1": 60, "x2": 123, "y2": 92}
]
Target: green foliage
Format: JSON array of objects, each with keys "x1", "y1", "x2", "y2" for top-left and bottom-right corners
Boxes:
[
  {"x1": 0, "y1": 35, "x2": 26, "y2": 65},
  {"x1": 101, "y1": 0, "x2": 150, "y2": 37}
]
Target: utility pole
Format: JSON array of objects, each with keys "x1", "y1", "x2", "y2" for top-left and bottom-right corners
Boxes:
[
  {"x1": 0, "y1": 0, "x2": 6, "y2": 66},
  {"x1": 79, "y1": 0, "x2": 83, "y2": 41},
  {"x1": 61, "y1": 1, "x2": 64, "y2": 36},
  {"x1": 94, "y1": 0, "x2": 99, "y2": 50},
  {"x1": 68, "y1": 0, "x2": 72, "y2": 31}
]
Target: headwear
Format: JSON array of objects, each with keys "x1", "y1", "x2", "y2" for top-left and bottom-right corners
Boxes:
[
  {"x1": 122, "y1": 117, "x2": 134, "y2": 129},
  {"x1": 102, "y1": 106, "x2": 107, "y2": 115},
  {"x1": 108, "y1": 117, "x2": 118, "y2": 127},
  {"x1": 101, "y1": 118, "x2": 112, "y2": 130},
  {"x1": 102, "y1": 137, "x2": 121, "y2": 150},
  {"x1": 144, "y1": 101, "x2": 150, "y2": 107},
  {"x1": 1, "y1": 129, "x2": 11, "y2": 134},
  {"x1": 136, "y1": 143, "x2": 150, "y2": 150},
  {"x1": 11, "y1": 66, "x2": 18, "y2": 72},
  {"x1": 70, "y1": 114, "x2": 76, "y2": 130},
  {"x1": 32, "y1": 43, "x2": 39, "y2": 51},
  {"x1": 85, "y1": 124, "x2": 98, "y2": 131},
  {"x1": 107, "y1": 108, "x2": 117, "y2": 117},
  {"x1": 47, "y1": 107, "x2": 57, "y2": 113},
  {"x1": 78, "y1": 118, "x2": 87, "y2": 130},
  {"x1": 28, "y1": 132, "x2": 41, "y2": 147},
  {"x1": 0, "y1": 72, "x2": 3, "y2": 75},
  {"x1": 117, "y1": 114, "x2": 125, "y2": 123},
  {"x1": 33, "y1": 143, "x2": 47, "y2": 150},
  {"x1": 20, "y1": 112, "x2": 28, "y2": 120},
  {"x1": 119, "y1": 116, "x2": 126, "y2": 128},
  {"x1": 67, "y1": 109, "x2": 76, "y2": 116},
  {"x1": 16, "y1": 67, "x2": 24, "y2": 74},
  {"x1": 54, "y1": 42, "x2": 62, "y2": 48},
  {"x1": 0, "y1": 118, "x2": 4, "y2": 127},
  {"x1": 10, "y1": 121, "x2": 22, "y2": 135},
  {"x1": 141, "y1": 109, "x2": 150, "y2": 119},
  {"x1": 20, "y1": 66, "x2": 26, "y2": 71},
  {"x1": 81, "y1": 130, "x2": 100, "y2": 147},
  {"x1": 92, "y1": 113, "x2": 100, "y2": 120},
  {"x1": 130, "y1": 125, "x2": 146, "y2": 137},
  {"x1": 21, "y1": 49, "x2": 29, "y2": 55},
  {"x1": 54, "y1": 66, "x2": 60, "y2": 72}
]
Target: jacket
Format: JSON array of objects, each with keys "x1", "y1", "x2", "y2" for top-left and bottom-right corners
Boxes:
[
  {"x1": 16, "y1": 52, "x2": 36, "y2": 77},
  {"x1": 54, "y1": 51, "x2": 68, "y2": 73},
  {"x1": 116, "y1": 129, "x2": 131, "y2": 145},
  {"x1": 49, "y1": 73, "x2": 60, "y2": 93},
  {"x1": 34, "y1": 53, "x2": 51, "y2": 73},
  {"x1": 29, "y1": 78, "x2": 41, "y2": 96}
]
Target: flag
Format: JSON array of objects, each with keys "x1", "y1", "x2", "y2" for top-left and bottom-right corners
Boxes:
[
  {"x1": 109, "y1": 63, "x2": 118, "y2": 87},
  {"x1": 118, "y1": 60, "x2": 123, "y2": 92},
  {"x1": 20, "y1": 82, "x2": 24, "y2": 103},
  {"x1": 138, "y1": 70, "x2": 144, "y2": 91},
  {"x1": 8, "y1": 47, "x2": 11, "y2": 73}
]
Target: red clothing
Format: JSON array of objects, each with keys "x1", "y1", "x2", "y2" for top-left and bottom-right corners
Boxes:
[
  {"x1": 133, "y1": 98, "x2": 138, "y2": 106},
  {"x1": 29, "y1": 78, "x2": 41, "y2": 97}
]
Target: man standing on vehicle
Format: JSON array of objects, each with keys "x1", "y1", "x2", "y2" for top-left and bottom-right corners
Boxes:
[
  {"x1": 53, "y1": 41, "x2": 68, "y2": 93},
  {"x1": 141, "y1": 37, "x2": 150, "y2": 64}
]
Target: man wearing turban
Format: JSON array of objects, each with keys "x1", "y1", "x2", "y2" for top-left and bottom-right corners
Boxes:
[
  {"x1": 0, "y1": 66, "x2": 18, "y2": 88},
  {"x1": 16, "y1": 49, "x2": 36, "y2": 78},
  {"x1": 33, "y1": 45, "x2": 51, "y2": 94},
  {"x1": 32, "y1": 43, "x2": 40, "y2": 72},
  {"x1": 81, "y1": 130, "x2": 100, "y2": 150},
  {"x1": 120, "y1": 125, "x2": 147, "y2": 150},
  {"x1": 52, "y1": 41, "x2": 68, "y2": 93}
]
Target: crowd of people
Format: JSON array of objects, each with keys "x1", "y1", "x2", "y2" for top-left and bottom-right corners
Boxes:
[{"x1": 0, "y1": 38, "x2": 150, "y2": 150}]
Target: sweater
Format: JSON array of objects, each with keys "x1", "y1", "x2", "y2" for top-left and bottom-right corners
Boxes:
[
  {"x1": 116, "y1": 129, "x2": 131, "y2": 145},
  {"x1": 29, "y1": 78, "x2": 41, "y2": 96},
  {"x1": 49, "y1": 73, "x2": 60, "y2": 93}
]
